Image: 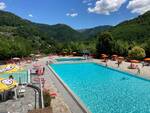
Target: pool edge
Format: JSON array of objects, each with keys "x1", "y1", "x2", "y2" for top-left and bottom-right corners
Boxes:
[{"x1": 94, "y1": 62, "x2": 150, "y2": 83}]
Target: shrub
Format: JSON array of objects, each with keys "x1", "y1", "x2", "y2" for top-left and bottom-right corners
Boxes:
[
  {"x1": 43, "y1": 91, "x2": 51, "y2": 107},
  {"x1": 128, "y1": 46, "x2": 146, "y2": 60}
]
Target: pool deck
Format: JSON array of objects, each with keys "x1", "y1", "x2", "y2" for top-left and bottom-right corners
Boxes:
[
  {"x1": 93, "y1": 59, "x2": 150, "y2": 80},
  {"x1": 0, "y1": 87, "x2": 37, "y2": 113}
]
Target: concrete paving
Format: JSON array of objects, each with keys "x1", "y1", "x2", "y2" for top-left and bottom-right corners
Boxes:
[{"x1": 0, "y1": 87, "x2": 37, "y2": 113}]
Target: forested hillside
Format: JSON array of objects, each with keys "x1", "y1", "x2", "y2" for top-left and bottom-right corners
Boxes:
[
  {"x1": 95, "y1": 11, "x2": 150, "y2": 58},
  {"x1": 79, "y1": 25, "x2": 112, "y2": 38},
  {"x1": 110, "y1": 11, "x2": 150, "y2": 43},
  {"x1": 0, "y1": 10, "x2": 150, "y2": 59},
  {"x1": 0, "y1": 11, "x2": 87, "y2": 59}
]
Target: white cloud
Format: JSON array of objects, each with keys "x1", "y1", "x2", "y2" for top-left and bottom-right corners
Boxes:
[
  {"x1": 88, "y1": 0, "x2": 126, "y2": 15},
  {"x1": 83, "y1": 0, "x2": 93, "y2": 6},
  {"x1": 28, "y1": 14, "x2": 33, "y2": 17},
  {"x1": 83, "y1": 0, "x2": 92, "y2": 4},
  {"x1": 87, "y1": 3, "x2": 92, "y2": 6},
  {"x1": 0, "y1": 2, "x2": 6, "y2": 10},
  {"x1": 66, "y1": 12, "x2": 78, "y2": 17},
  {"x1": 127, "y1": 0, "x2": 150, "y2": 14}
]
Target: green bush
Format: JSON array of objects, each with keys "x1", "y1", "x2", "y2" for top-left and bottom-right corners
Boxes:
[
  {"x1": 128, "y1": 46, "x2": 146, "y2": 60},
  {"x1": 43, "y1": 91, "x2": 51, "y2": 107}
]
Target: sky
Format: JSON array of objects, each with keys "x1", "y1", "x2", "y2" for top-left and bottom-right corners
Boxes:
[{"x1": 0, "y1": 0, "x2": 150, "y2": 29}]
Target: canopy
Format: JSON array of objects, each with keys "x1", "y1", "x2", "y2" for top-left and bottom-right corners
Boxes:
[
  {"x1": 130, "y1": 60, "x2": 140, "y2": 63},
  {"x1": 0, "y1": 64, "x2": 22, "y2": 74},
  {"x1": 0, "y1": 78, "x2": 18, "y2": 93},
  {"x1": 35, "y1": 54, "x2": 41, "y2": 57},
  {"x1": 101, "y1": 54, "x2": 108, "y2": 58},
  {"x1": 12, "y1": 57, "x2": 20, "y2": 60},
  {"x1": 101, "y1": 54, "x2": 107, "y2": 56},
  {"x1": 30, "y1": 54, "x2": 35, "y2": 56},
  {"x1": 118, "y1": 57, "x2": 124, "y2": 60},
  {"x1": 112, "y1": 55, "x2": 118, "y2": 57},
  {"x1": 144, "y1": 58, "x2": 150, "y2": 61}
]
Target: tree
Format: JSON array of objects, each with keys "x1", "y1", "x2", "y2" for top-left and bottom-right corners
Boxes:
[
  {"x1": 128, "y1": 46, "x2": 146, "y2": 60},
  {"x1": 96, "y1": 32, "x2": 114, "y2": 57},
  {"x1": 142, "y1": 39, "x2": 150, "y2": 57},
  {"x1": 111, "y1": 40, "x2": 129, "y2": 56}
]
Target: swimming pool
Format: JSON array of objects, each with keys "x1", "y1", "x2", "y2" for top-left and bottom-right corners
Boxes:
[
  {"x1": 56, "y1": 57, "x2": 85, "y2": 62},
  {"x1": 0, "y1": 71, "x2": 28, "y2": 84},
  {"x1": 50, "y1": 63, "x2": 150, "y2": 113}
]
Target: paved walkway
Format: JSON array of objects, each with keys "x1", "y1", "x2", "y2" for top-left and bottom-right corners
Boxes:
[{"x1": 0, "y1": 87, "x2": 36, "y2": 113}]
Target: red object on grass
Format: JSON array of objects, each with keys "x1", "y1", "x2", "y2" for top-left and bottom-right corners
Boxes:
[{"x1": 50, "y1": 92, "x2": 57, "y2": 97}]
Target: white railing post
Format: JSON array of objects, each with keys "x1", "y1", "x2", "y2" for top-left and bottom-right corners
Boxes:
[{"x1": 27, "y1": 69, "x2": 31, "y2": 83}]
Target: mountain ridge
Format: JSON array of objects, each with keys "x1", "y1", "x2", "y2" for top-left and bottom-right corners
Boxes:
[{"x1": 0, "y1": 10, "x2": 150, "y2": 58}]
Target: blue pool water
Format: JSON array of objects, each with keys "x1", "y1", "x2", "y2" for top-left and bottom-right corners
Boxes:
[
  {"x1": 50, "y1": 63, "x2": 150, "y2": 113},
  {"x1": 0, "y1": 71, "x2": 28, "y2": 84},
  {"x1": 56, "y1": 58, "x2": 85, "y2": 62}
]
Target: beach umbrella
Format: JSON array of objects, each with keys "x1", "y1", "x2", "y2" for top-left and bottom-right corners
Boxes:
[
  {"x1": 144, "y1": 58, "x2": 150, "y2": 61},
  {"x1": 30, "y1": 54, "x2": 35, "y2": 57},
  {"x1": 130, "y1": 60, "x2": 140, "y2": 63},
  {"x1": 101, "y1": 54, "x2": 107, "y2": 57},
  {"x1": 100, "y1": 54, "x2": 108, "y2": 62},
  {"x1": 73, "y1": 52, "x2": 77, "y2": 54},
  {"x1": 112, "y1": 55, "x2": 118, "y2": 61},
  {"x1": 118, "y1": 56, "x2": 124, "y2": 60},
  {"x1": 0, "y1": 64, "x2": 22, "y2": 74},
  {"x1": 101, "y1": 54, "x2": 108, "y2": 59},
  {"x1": 12, "y1": 57, "x2": 20, "y2": 60},
  {"x1": 129, "y1": 60, "x2": 140, "y2": 69},
  {"x1": 101, "y1": 54, "x2": 108, "y2": 58},
  {"x1": 118, "y1": 56, "x2": 124, "y2": 59},
  {"x1": 35, "y1": 54, "x2": 41, "y2": 57},
  {"x1": 0, "y1": 78, "x2": 18, "y2": 93},
  {"x1": 112, "y1": 55, "x2": 118, "y2": 57}
]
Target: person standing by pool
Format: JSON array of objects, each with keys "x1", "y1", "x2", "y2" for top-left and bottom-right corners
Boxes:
[
  {"x1": 42, "y1": 67, "x2": 45, "y2": 75},
  {"x1": 117, "y1": 60, "x2": 122, "y2": 67},
  {"x1": 136, "y1": 65, "x2": 140, "y2": 74},
  {"x1": 105, "y1": 59, "x2": 108, "y2": 67}
]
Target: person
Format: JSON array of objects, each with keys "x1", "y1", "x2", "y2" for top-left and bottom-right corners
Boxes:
[
  {"x1": 42, "y1": 67, "x2": 45, "y2": 75},
  {"x1": 46, "y1": 61, "x2": 48, "y2": 65},
  {"x1": 136, "y1": 65, "x2": 140, "y2": 74},
  {"x1": 141, "y1": 62, "x2": 144, "y2": 67},
  {"x1": 105, "y1": 59, "x2": 108, "y2": 67},
  {"x1": 117, "y1": 60, "x2": 122, "y2": 67},
  {"x1": 9, "y1": 75, "x2": 14, "y2": 80}
]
